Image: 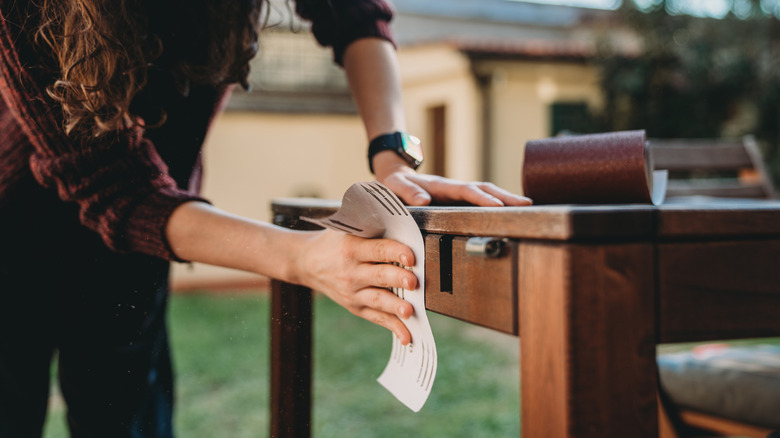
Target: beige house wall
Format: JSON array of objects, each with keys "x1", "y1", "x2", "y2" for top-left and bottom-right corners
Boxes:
[
  {"x1": 171, "y1": 44, "x2": 603, "y2": 288},
  {"x1": 170, "y1": 112, "x2": 369, "y2": 289},
  {"x1": 476, "y1": 59, "x2": 602, "y2": 195},
  {"x1": 397, "y1": 44, "x2": 482, "y2": 181}
]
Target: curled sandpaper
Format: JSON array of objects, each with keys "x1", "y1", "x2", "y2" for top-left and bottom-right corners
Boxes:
[{"x1": 522, "y1": 130, "x2": 666, "y2": 205}]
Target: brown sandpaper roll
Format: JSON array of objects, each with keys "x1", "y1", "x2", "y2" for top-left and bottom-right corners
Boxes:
[{"x1": 522, "y1": 130, "x2": 663, "y2": 205}]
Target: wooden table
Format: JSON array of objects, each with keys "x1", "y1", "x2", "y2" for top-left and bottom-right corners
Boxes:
[{"x1": 269, "y1": 198, "x2": 780, "y2": 437}]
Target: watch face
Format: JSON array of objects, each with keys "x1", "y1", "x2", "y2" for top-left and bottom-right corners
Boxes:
[{"x1": 401, "y1": 133, "x2": 424, "y2": 164}]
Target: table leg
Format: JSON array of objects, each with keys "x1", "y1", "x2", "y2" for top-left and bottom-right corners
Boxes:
[
  {"x1": 270, "y1": 279, "x2": 312, "y2": 438},
  {"x1": 519, "y1": 242, "x2": 658, "y2": 437}
]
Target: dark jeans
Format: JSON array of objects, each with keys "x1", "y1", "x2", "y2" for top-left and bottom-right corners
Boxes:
[{"x1": 0, "y1": 195, "x2": 175, "y2": 438}]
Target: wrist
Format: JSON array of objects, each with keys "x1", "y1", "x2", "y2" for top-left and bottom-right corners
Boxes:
[
  {"x1": 367, "y1": 131, "x2": 423, "y2": 174},
  {"x1": 371, "y1": 150, "x2": 417, "y2": 181},
  {"x1": 279, "y1": 229, "x2": 316, "y2": 286}
]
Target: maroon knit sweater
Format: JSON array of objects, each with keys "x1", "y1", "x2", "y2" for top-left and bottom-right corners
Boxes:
[{"x1": 0, "y1": 0, "x2": 394, "y2": 261}]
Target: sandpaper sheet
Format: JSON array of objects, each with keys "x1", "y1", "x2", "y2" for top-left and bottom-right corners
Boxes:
[
  {"x1": 303, "y1": 181, "x2": 436, "y2": 412},
  {"x1": 523, "y1": 130, "x2": 667, "y2": 205}
]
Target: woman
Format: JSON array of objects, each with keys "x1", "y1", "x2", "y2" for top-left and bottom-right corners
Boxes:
[{"x1": 0, "y1": 0, "x2": 530, "y2": 436}]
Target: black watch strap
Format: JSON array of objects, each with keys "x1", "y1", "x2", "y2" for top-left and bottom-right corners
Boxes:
[{"x1": 368, "y1": 131, "x2": 424, "y2": 174}]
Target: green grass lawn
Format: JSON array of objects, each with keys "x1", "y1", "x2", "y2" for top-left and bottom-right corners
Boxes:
[
  {"x1": 42, "y1": 292, "x2": 521, "y2": 438},
  {"x1": 37, "y1": 292, "x2": 780, "y2": 437}
]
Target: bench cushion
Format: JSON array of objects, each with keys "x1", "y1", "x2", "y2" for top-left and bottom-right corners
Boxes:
[{"x1": 658, "y1": 343, "x2": 780, "y2": 429}]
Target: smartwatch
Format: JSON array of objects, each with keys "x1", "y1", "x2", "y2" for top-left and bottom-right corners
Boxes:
[{"x1": 368, "y1": 131, "x2": 424, "y2": 174}]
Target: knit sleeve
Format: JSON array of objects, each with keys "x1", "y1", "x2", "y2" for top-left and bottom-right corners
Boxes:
[
  {"x1": 0, "y1": 10, "x2": 205, "y2": 261},
  {"x1": 294, "y1": 0, "x2": 396, "y2": 65}
]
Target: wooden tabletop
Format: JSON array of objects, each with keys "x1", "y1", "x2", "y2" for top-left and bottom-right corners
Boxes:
[{"x1": 271, "y1": 197, "x2": 780, "y2": 240}]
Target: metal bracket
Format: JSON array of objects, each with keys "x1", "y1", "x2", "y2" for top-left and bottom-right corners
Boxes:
[{"x1": 465, "y1": 237, "x2": 507, "y2": 258}]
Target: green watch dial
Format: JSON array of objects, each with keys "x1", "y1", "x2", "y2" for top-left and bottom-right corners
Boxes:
[
  {"x1": 368, "y1": 131, "x2": 424, "y2": 174},
  {"x1": 400, "y1": 132, "x2": 424, "y2": 165}
]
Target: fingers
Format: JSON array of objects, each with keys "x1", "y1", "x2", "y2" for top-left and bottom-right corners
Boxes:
[
  {"x1": 349, "y1": 235, "x2": 416, "y2": 268},
  {"x1": 475, "y1": 182, "x2": 533, "y2": 206},
  {"x1": 334, "y1": 236, "x2": 418, "y2": 344},
  {"x1": 356, "y1": 260, "x2": 418, "y2": 291},
  {"x1": 449, "y1": 181, "x2": 507, "y2": 206},
  {"x1": 357, "y1": 305, "x2": 413, "y2": 345},
  {"x1": 404, "y1": 174, "x2": 533, "y2": 207},
  {"x1": 301, "y1": 231, "x2": 419, "y2": 344},
  {"x1": 383, "y1": 174, "x2": 432, "y2": 206},
  {"x1": 378, "y1": 163, "x2": 532, "y2": 207},
  {"x1": 352, "y1": 288, "x2": 414, "y2": 345},
  {"x1": 412, "y1": 176, "x2": 503, "y2": 206},
  {"x1": 351, "y1": 243, "x2": 416, "y2": 345}
]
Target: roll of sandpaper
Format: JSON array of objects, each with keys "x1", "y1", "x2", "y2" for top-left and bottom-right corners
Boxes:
[{"x1": 522, "y1": 130, "x2": 667, "y2": 205}]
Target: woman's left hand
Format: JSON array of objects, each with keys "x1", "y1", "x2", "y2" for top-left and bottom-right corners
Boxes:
[{"x1": 377, "y1": 163, "x2": 533, "y2": 207}]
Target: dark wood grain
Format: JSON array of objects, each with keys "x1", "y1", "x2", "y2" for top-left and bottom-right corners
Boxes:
[
  {"x1": 269, "y1": 197, "x2": 780, "y2": 437},
  {"x1": 657, "y1": 202, "x2": 780, "y2": 238},
  {"x1": 657, "y1": 240, "x2": 780, "y2": 343},
  {"x1": 650, "y1": 143, "x2": 753, "y2": 171},
  {"x1": 270, "y1": 280, "x2": 312, "y2": 438},
  {"x1": 676, "y1": 411, "x2": 774, "y2": 438},
  {"x1": 519, "y1": 242, "x2": 657, "y2": 437},
  {"x1": 271, "y1": 197, "x2": 780, "y2": 240},
  {"x1": 411, "y1": 205, "x2": 657, "y2": 240},
  {"x1": 270, "y1": 205, "x2": 322, "y2": 438},
  {"x1": 664, "y1": 181, "x2": 767, "y2": 199},
  {"x1": 271, "y1": 198, "x2": 659, "y2": 240},
  {"x1": 424, "y1": 234, "x2": 517, "y2": 334},
  {"x1": 270, "y1": 197, "x2": 338, "y2": 224}
]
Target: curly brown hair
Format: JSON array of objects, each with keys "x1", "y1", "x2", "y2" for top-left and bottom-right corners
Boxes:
[{"x1": 37, "y1": 0, "x2": 263, "y2": 138}]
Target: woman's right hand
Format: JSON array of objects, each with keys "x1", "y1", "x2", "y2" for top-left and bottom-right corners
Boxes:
[
  {"x1": 290, "y1": 228, "x2": 417, "y2": 345},
  {"x1": 165, "y1": 202, "x2": 416, "y2": 343}
]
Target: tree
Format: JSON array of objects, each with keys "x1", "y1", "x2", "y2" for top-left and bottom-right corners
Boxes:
[{"x1": 593, "y1": 0, "x2": 780, "y2": 184}]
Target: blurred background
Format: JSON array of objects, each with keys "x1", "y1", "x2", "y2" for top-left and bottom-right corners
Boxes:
[{"x1": 171, "y1": 0, "x2": 780, "y2": 288}]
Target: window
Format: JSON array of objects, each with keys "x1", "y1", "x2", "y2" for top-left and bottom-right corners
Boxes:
[{"x1": 550, "y1": 102, "x2": 592, "y2": 136}]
